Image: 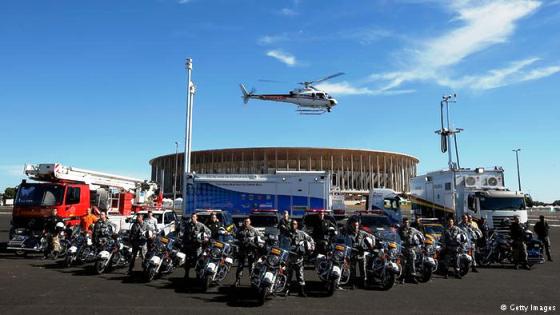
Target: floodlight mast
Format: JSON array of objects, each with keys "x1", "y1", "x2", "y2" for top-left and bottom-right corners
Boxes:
[{"x1": 183, "y1": 58, "x2": 195, "y2": 214}]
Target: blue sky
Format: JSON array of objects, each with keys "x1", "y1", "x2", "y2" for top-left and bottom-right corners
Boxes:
[{"x1": 1, "y1": 0, "x2": 559, "y2": 202}]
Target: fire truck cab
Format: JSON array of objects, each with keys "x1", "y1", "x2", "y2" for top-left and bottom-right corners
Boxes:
[{"x1": 11, "y1": 163, "x2": 159, "y2": 232}]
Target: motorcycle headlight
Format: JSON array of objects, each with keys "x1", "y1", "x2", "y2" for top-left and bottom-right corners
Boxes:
[
  {"x1": 333, "y1": 250, "x2": 345, "y2": 262},
  {"x1": 210, "y1": 247, "x2": 222, "y2": 258},
  {"x1": 266, "y1": 254, "x2": 280, "y2": 267}
]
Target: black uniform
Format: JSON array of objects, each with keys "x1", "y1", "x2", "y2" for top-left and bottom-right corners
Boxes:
[
  {"x1": 235, "y1": 226, "x2": 262, "y2": 282},
  {"x1": 398, "y1": 226, "x2": 422, "y2": 281},
  {"x1": 314, "y1": 218, "x2": 337, "y2": 255},
  {"x1": 206, "y1": 221, "x2": 223, "y2": 240},
  {"x1": 287, "y1": 229, "x2": 314, "y2": 289},
  {"x1": 182, "y1": 220, "x2": 210, "y2": 278},
  {"x1": 346, "y1": 228, "x2": 375, "y2": 285},
  {"x1": 534, "y1": 220, "x2": 552, "y2": 261},
  {"x1": 510, "y1": 221, "x2": 529, "y2": 268},
  {"x1": 128, "y1": 220, "x2": 148, "y2": 273},
  {"x1": 442, "y1": 225, "x2": 462, "y2": 277},
  {"x1": 92, "y1": 219, "x2": 114, "y2": 246}
]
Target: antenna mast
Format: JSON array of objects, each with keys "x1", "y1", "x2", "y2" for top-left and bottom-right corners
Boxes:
[{"x1": 434, "y1": 94, "x2": 463, "y2": 170}]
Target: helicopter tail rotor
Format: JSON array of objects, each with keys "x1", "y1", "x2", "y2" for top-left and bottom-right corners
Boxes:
[{"x1": 240, "y1": 84, "x2": 253, "y2": 104}]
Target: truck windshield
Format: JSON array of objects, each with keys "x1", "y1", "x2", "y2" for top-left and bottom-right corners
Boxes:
[
  {"x1": 15, "y1": 184, "x2": 65, "y2": 206},
  {"x1": 479, "y1": 197, "x2": 526, "y2": 211}
]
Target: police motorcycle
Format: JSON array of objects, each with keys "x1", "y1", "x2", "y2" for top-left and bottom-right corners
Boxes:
[
  {"x1": 45, "y1": 222, "x2": 72, "y2": 259},
  {"x1": 194, "y1": 228, "x2": 235, "y2": 291},
  {"x1": 414, "y1": 236, "x2": 439, "y2": 283},
  {"x1": 315, "y1": 236, "x2": 352, "y2": 296},
  {"x1": 476, "y1": 230, "x2": 513, "y2": 266},
  {"x1": 143, "y1": 231, "x2": 186, "y2": 282},
  {"x1": 64, "y1": 229, "x2": 96, "y2": 267},
  {"x1": 456, "y1": 228, "x2": 473, "y2": 277},
  {"x1": 524, "y1": 229, "x2": 545, "y2": 265},
  {"x1": 94, "y1": 231, "x2": 132, "y2": 274},
  {"x1": 7, "y1": 219, "x2": 48, "y2": 257},
  {"x1": 365, "y1": 230, "x2": 401, "y2": 290}
]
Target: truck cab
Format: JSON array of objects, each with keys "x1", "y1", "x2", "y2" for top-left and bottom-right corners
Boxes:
[
  {"x1": 12, "y1": 181, "x2": 90, "y2": 229},
  {"x1": 366, "y1": 188, "x2": 404, "y2": 224},
  {"x1": 466, "y1": 190, "x2": 527, "y2": 232}
]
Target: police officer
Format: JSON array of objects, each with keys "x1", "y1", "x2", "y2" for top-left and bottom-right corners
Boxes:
[
  {"x1": 534, "y1": 215, "x2": 552, "y2": 262},
  {"x1": 511, "y1": 216, "x2": 530, "y2": 270},
  {"x1": 128, "y1": 214, "x2": 148, "y2": 275},
  {"x1": 346, "y1": 219, "x2": 375, "y2": 288},
  {"x1": 287, "y1": 219, "x2": 314, "y2": 297},
  {"x1": 278, "y1": 211, "x2": 291, "y2": 249},
  {"x1": 182, "y1": 213, "x2": 211, "y2": 280},
  {"x1": 144, "y1": 210, "x2": 158, "y2": 234},
  {"x1": 234, "y1": 217, "x2": 262, "y2": 287},
  {"x1": 314, "y1": 211, "x2": 337, "y2": 255},
  {"x1": 43, "y1": 209, "x2": 64, "y2": 259},
  {"x1": 459, "y1": 215, "x2": 480, "y2": 273},
  {"x1": 442, "y1": 217, "x2": 462, "y2": 279},
  {"x1": 92, "y1": 211, "x2": 114, "y2": 247},
  {"x1": 206, "y1": 213, "x2": 223, "y2": 240},
  {"x1": 398, "y1": 217, "x2": 422, "y2": 284}
]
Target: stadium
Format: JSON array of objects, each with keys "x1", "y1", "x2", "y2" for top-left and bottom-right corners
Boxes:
[{"x1": 149, "y1": 147, "x2": 419, "y2": 197}]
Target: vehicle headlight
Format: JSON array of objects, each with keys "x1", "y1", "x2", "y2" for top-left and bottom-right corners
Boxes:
[
  {"x1": 267, "y1": 254, "x2": 280, "y2": 267},
  {"x1": 333, "y1": 250, "x2": 345, "y2": 262},
  {"x1": 211, "y1": 247, "x2": 222, "y2": 258}
]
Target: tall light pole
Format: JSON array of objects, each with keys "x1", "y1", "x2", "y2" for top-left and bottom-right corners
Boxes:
[
  {"x1": 513, "y1": 149, "x2": 522, "y2": 191},
  {"x1": 173, "y1": 141, "x2": 179, "y2": 208},
  {"x1": 182, "y1": 58, "x2": 195, "y2": 214}
]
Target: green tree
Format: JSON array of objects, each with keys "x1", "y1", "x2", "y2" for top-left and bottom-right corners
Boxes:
[
  {"x1": 552, "y1": 200, "x2": 560, "y2": 207},
  {"x1": 3, "y1": 187, "x2": 16, "y2": 200}
]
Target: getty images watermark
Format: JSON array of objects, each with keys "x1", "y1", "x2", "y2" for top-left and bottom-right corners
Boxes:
[{"x1": 500, "y1": 304, "x2": 557, "y2": 313}]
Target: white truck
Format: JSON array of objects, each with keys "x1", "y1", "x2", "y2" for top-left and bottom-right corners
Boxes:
[
  {"x1": 365, "y1": 188, "x2": 404, "y2": 224},
  {"x1": 409, "y1": 167, "x2": 527, "y2": 230}
]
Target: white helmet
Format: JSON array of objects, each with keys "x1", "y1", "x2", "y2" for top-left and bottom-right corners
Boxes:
[{"x1": 56, "y1": 222, "x2": 65, "y2": 229}]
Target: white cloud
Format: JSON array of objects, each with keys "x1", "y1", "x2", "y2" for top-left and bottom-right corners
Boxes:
[
  {"x1": 316, "y1": 81, "x2": 415, "y2": 96},
  {"x1": 266, "y1": 50, "x2": 297, "y2": 66},
  {"x1": 177, "y1": 0, "x2": 193, "y2": 4},
  {"x1": 258, "y1": 34, "x2": 289, "y2": 45},
  {"x1": 438, "y1": 58, "x2": 560, "y2": 90},
  {"x1": 370, "y1": 0, "x2": 546, "y2": 91},
  {"x1": 279, "y1": 8, "x2": 298, "y2": 16}
]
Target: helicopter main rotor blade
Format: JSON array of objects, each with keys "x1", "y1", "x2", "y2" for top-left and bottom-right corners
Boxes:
[{"x1": 312, "y1": 72, "x2": 345, "y2": 84}]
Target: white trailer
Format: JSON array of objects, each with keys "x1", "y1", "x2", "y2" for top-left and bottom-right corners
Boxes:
[
  {"x1": 184, "y1": 171, "x2": 331, "y2": 218},
  {"x1": 409, "y1": 167, "x2": 527, "y2": 230}
]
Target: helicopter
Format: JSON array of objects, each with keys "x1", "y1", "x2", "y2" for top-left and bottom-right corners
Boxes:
[{"x1": 240, "y1": 72, "x2": 344, "y2": 114}]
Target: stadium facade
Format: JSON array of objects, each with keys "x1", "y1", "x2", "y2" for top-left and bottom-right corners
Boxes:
[{"x1": 149, "y1": 147, "x2": 419, "y2": 197}]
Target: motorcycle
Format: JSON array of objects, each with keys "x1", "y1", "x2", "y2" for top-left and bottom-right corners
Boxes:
[
  {"x1": 94, "y1": 233, "x2": 132, "y2": 274},
  {"x1": 65, "y1": 231, "x2": 96, "y2": 267},
  {"x1": 315, "y1": 241, "x2": 352, "y2": 296},
  {"x1": 476, "y1": 231, "x2": 513, "y2": 266},
  {"x1": 524, "y1": 229, "x2": 545, "y2": 266},
  {"x1": 365, "y1": 231, "x2": 401, "y2": 290},
  {"x1": 195, "y1": 238, "x2": 235, "y2": 291},
  {"x1": 143, "y1": 233, "x2": 186, "y2": 282},
  {"x1": 7, "y1": 227, "x2": 47, "y2": 257},
  {"x1": 251, "y1": 245, "x2": 291, "y2": 305},
  {"x1": 414, "y1": 237, "x2": 439, "y2": 283}
]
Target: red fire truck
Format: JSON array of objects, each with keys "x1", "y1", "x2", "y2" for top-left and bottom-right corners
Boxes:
[{"x1": 11, "y1": 163, "x2": 161, "y2": 232}]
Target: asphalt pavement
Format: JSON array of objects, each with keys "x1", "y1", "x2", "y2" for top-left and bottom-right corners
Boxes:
[{"x1": 0, "y1": 211, "x2": 558, "y2": 315}]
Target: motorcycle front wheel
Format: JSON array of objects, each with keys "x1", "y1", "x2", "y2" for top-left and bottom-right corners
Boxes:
[
  {"x1": 64, "y1": 255, "x2": 74, "y2": 268},
  {"x1": 381, "y1": 271, "x2": 395, "y2": 291},
  {"x1": 145, "y1": 265, "x2": 158, "y2": 282},
  {"x1": 326, "y1": 280, "x2": 336, "y2": 296},
  {"x1": 199, "y1": 275, "x2": 211, "y2": 292},
  {"x1": 15, "y1": 250, "x2": 27, "y2": 257},
  {"x1": 257, "y1": 287, "x2": 267, "y2": 305},
  {"x1": 459, "y1": 259, "x2": 470, "y2": 277},
  {"x1": 418, "y1": 267, "x2": 432, "y2": 283},
  {"x1": 95, "y1": 260, "x2": 107, "y2": 275}
]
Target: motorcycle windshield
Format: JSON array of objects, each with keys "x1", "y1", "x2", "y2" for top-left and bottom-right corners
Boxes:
[
  {"x1": 374, "y1": 230, "x2": 401, "y2": 244},
  {"x1": 334, "y1": 234, "x2": 353, "y2": 247}
]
